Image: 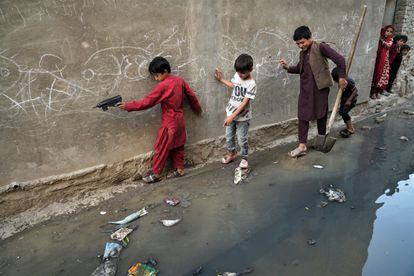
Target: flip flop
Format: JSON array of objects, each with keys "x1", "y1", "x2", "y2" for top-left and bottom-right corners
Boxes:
[
  {"x1": 166, "y1": 170, "x2": 185, "y2": 179},
  {"x1": 288, "y1": 147, "x2": 307, "y2": 158},
  {"x1": 142, "y1": 173, "x2": 161, "y2": 184},
  {"x1": 340, "y1": 129, "x2": 354, "y2": 138},
  {"x1": 222, "y1": 152, "x2": 237, "y2": 164}
]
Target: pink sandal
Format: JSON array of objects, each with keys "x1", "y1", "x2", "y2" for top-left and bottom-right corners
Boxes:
[{"x1": 222, "y1": 152, "x2": 237, "y2": 164}]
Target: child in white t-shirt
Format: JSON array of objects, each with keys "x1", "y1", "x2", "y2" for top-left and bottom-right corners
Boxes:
[{"x1": 214, "y1": 54, "x2": 257, "y2": 168}]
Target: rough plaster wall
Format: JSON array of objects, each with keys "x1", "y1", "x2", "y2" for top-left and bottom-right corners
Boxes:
[
  {"x1": 394, "y1": 0, "x2": 414, "y2": 95},
  {"x1": 0, "y1": 0, "x2": 385, "y2": 187}
]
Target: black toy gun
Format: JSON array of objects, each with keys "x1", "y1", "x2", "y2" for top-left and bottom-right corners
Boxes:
[{"x1": 94, "y1": 95, "x2": 122, "y2": 111}]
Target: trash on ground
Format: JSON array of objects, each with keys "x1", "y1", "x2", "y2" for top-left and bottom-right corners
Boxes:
[
  {"x1": 110, "y1": 227, "x2": 133, "y2": 241},
  {"x1": 403, "y1": 110, "x2": 414, "y2": 115},
  {"x1": 127, "y1": 262, "x2": 158, "y2": 276},
  {"x1": 179, "y1": 199, "x2": 192, "y2": 208},
  {"x1": 374, "y1": 113, "x2": 387, "y2": 124},
  {"x1": 375, "y1": 146, "x2": 386, "y2": 150},
  {"x1": 100, "y1": 211, "x2": 107, "y2": 215},
  {"x1": 192, "y1": 266, "x2": 203, "y2": 275},
  {"x1": 160, "y1": 218, "x2": 181, "y2": 227},
  {"x1": 143, "y1": 258, "x2": 158, "y2": 267},
  {"x1": 313, "y1": 165, "x2": 324, "y2": 169},
  {"x1": 318, "y1": 202, "x2": 328, "y2": 208},
  {"x1": 91, "y1": 259, "x2": 117, "y2": 276},
  {"x1": 273, "y1": 160, "x2": 279, "y2": 164},
  {"x1": 234, "y1": 167, "x2": 251, "y2": 185},
  {"x1": 217, "y1": 267, "x2": 254, "y2": 276},
  {"x1": 305, "y1": 206, "x2": 310, "y2": 211},
  {"x1": 319, "y1": 187, "x2": 347, "y2": 203},
  {"x1": 108, "y1": 207, "x2": 148, "y2": 225},
  {"x1": 103, "y1": 242, "x2": 123, "y2": 259},
  {"x1": 307, "y1": 239, "x2": 317, "y2": 246},
  {"x1": 400, "y1": 136, "x2": 409, "y2": 141},
  {"x1": 165, "y1": 198, "x2": 180, "y2": 206}
]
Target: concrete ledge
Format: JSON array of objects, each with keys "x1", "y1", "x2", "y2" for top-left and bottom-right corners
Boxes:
[{"x1": 0, "y1": 93, "x2": 410, "y2": 221}]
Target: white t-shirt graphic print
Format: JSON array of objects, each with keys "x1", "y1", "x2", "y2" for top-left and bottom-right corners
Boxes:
[{"x1": 225, "y1": 73, "x2": 257, "y2": 121}]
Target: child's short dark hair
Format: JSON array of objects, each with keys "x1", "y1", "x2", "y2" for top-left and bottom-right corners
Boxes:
[
  {"x1": 401, "y1": 44, "x2": 411, "y2": 51},
  {"x1": 394, "y1": 34, "x2": 408, "y2": 44},
  {"x1": 148, "y1": 57, "x2": 171, "y2": 74},
  {"x1": 234, "y1": 53, "x2": 253, "y2": 72},
  {"x1": 293, "y1": 26, "x2": 312, "y2": 41},
  {"x1": 331, "y1": 67, "x2": 339, "y2": 82}
]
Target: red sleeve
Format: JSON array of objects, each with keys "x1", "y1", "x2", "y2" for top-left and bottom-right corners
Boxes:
[
  {"x1": 124, "y1": 83, "x2": 166, "y2": 112},
  {"x1": 183, "y1": 81, "x2": 202, "y2": 115}
]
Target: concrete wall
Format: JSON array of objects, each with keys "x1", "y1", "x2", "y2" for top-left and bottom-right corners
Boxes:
[{"x1": 0, "y1": 0, "x2": 385, "y2": 187}]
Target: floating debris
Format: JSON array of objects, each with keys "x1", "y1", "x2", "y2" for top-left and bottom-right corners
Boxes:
[
  {"x1": 403, "y1": 110, "x2": 414, "y2": 115},
  {"x1": 307, "y1": 239, "x2": 317, "y2": 246},
  {"x1": 400, "y1": 136, "x2": 409, "y2": 141},
  {"x1": 318, "y1": 202, "x2": 328, "y2": 208},
  {"x1": 108, "y1": 208, "x2": 148, "y2": 225},
  {"x1": 91, "y1": 259, "x2": 117, "y2": 276},
  {"x1": 313, "y1": 165, "x2": 324, "y2": 169},
  {"x1": 305, "y1": 206, "x2": 310, "y2": 211},
  {"x1": 375, "y1": 146, "x2": 386, "y2": 150},
  {"x1": 110, "y1": 227, "x2": 133, "y2": 241},
  {"x1": 192, "y1": 266, "x2": 203, "y2": 275},
  {"x1": 160, "y1": 219, "x2": 181, "y2": 227},
  {"x1": 100, "y1": 211, "x2": 107, "y2": 215},
  {"x1": 319, "y1": 187, "x2": 347, "y2": 203},
  {"x1": 165, "y1": 198, "x2": 180, "y2": 206}
]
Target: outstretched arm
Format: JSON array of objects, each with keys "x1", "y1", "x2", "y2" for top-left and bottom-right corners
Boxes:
[
  {"x1": 280, "y1": 59, "x2": 300, "y2": 74},
  {"x1": 119, "y1": 83, "x2": 166, "y2": 112},
  {"x1": 214, "y1": 68, "x2": 235, "y2": 88}
]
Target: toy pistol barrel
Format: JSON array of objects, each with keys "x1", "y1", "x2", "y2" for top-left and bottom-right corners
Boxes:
[{"x1": 94, "y1": 95, "x2": 122, "y2": 111}]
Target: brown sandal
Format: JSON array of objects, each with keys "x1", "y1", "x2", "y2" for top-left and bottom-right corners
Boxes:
[{"x1": 288, "y1": 147, "x2": 307, "y2": 158}]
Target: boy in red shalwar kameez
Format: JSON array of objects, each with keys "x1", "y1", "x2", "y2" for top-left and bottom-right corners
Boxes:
[{"x1": 118, "y1": 57, "x2": 202, "y2": 183}]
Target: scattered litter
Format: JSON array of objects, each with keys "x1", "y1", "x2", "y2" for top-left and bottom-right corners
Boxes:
[
  {"x1": 319, "y1": 187, "x2": 347, "y2": 203},
  {"x1": 307, "y1": 239, "x2": 317, "y2": 246},
  {"x1": 403, "y1": 110, "x2": 414, "y2": 115},
  {"x1": 375, "y1": 146, "x2": 386, "y2": 150},
  {"x1": 108, "y1": 207, "x2": 148, "y2": 225},
  {"x1": 305, "y1": 206, "x2": 310, "y2": 211},
  {"x1": 127, "y1": 262, "x2": 158, "y2": 276},
  {"x1": 103, "y1": 242, "x2": 123, "y2": 259},
  {"x1": 217, "y1": 267, "x2": 254, "y2": 276},
  {"x1": 361, "y1": 125, "x2": 372, "y2": 131},
  {"x1": 374, "y1": 113, "x2": 387, "y2": 124},
  {"x1": 160, "y1": 219, "x2": 181, "y2": 227},
  {"x1": 234, "y1": 167, "x2": 251, "y2": 185},
  {"x1": 273, "y1": 160, "x2": 279, "y2": 164},
  {"x1": 100, "y1": 211, "x2": 107, "y2": 215},
  {"x1": 143, "y1": 258, "x2": 158, "y2": 267},
  {"x1": 110, "y1": 227, "x2": 133, "y2": 241},
  {"x1": 318, "y1": 202, "x2": 328, "y2": 208},
  {"x1": 192, "y1": 266, "x2": 203, "y2": 275},
  {"x1": 91, "y1": 259, "x2": 117, "y2": 276},
  {"x1": 165, "y1": 198, "x2": 180, "y2": 206},
  {"x1": 400, "y1": 136, "x2": 409, "y2": 141},
  {"x1": 313, "y1": 165, "x2": 324, "y2": 169}
]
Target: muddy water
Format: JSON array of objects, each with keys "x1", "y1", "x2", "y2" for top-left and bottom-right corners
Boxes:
[
  {"x1": 363, "y1": 173, "x2": 414, "y2": 276},
  {"x1": 0, "y1": 106, "x2": 414, "y2": 276}
]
